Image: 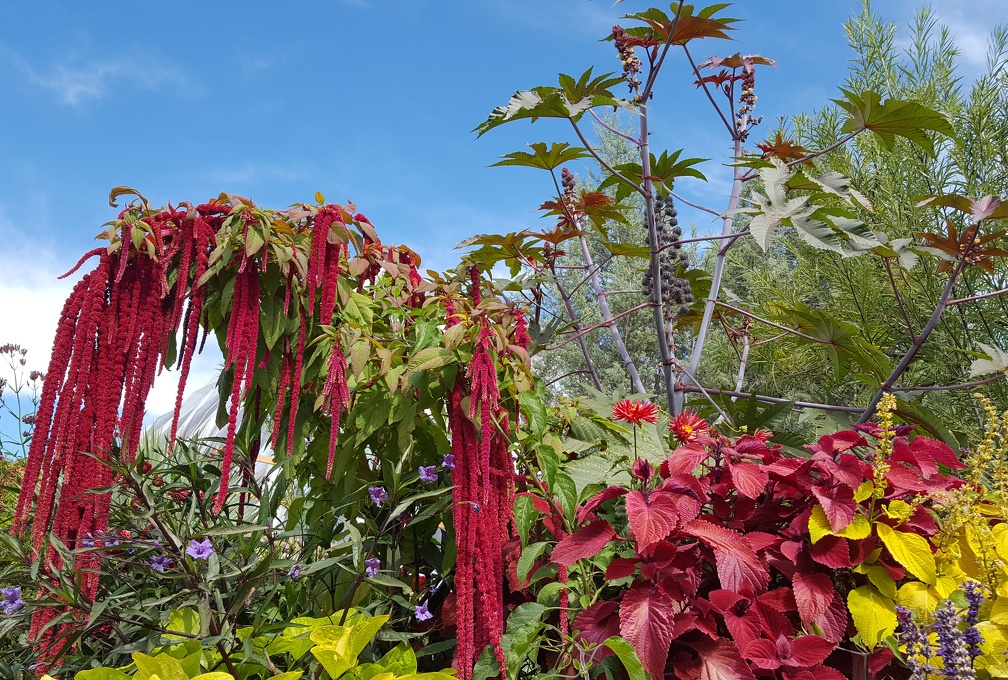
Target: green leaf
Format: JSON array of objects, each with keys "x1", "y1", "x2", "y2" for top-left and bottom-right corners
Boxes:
[
  {"x1": 192, "y1": 674, "x2": 235, "y2": 680},
  {"x1": 513, "y1": 495, "x2": 541, "y2": 547},
  {"x1": 108, "y1": 185, "x2": 149, "y2": 209},
  {"x1": 268, "y1": 674, "x2": 304, "y2": 680},
  {"x1": 603, "y1": 636, "x2": 646, "y2": 680},
  {"x1": 834, "y1": 89, "x2": 955, "y2": 156},
  {"x1": 876, "y1": 523, "x2": 937, "y2": 586},
  {"x1": 491, "y1": 142, "x2": 591, "y2": 171},
  {"x1": 847, "y1": 585, "x2": 897, "y2": 649},
  {"x1": 406, "y1": 347, "x2": 454, "y2": 374},
  {"x1": 517, "y1": 541, "x2": 551, "y2": 584},
  {"x1": 311, "y1": 648, "x2": 353, "y2": 680},
  {"x1": 164, "y1": 608, "x2": 201, "y2": 640},
  {"x1": 475, "y1": 68, "x2": 637, "y2": 136},
  {"x1": 517, "y1": 391, "x2": 548, "y2": 438},
  {"x1": 132, "y1": 653, "x2": 188, "y2": 680},
  {"x1": 552, "y1": 473, "x2": 578, "y2": 524},
  {"x1": 74, "y1": 670, "x2": 132, "y2": 680}
]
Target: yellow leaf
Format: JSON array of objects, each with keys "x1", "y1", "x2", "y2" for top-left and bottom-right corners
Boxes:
[
  {"x1": 867, "y1": 565, "x2": 897, "y2": 599},
  {"x1": 934, "y1": 574, "x2": 958, "y2": 599},
  {"x1": 897, "y1": 581, "x2": 941, "y2": 616},
  {"x1": 809, "y1": 504, "x2": 834, "y2": 544},
  {"x1": 977, "y1": 621, "x2": 1008, "y2": 675},
  {"x1": 884, "y1": 500, "x2": 913, "y2": 523},
  {"x1": 854, "y1": 481, "x2": 874, "y2": 503},
  {"x1": 847, "y1": 585, "x2": 897, "y2": 649},
  {"x1": 995, "y1": 525, "x2": 1008, "y2": 563},
  {"x1": 991, "y1": 597, "x2": 1008, "y2": 626},
  {"x1": 838, "y1": 513, "x2": 871, "y2": 540},
  {"x1": 877, "y1": 523, "x2": 937, "y2": 586}
]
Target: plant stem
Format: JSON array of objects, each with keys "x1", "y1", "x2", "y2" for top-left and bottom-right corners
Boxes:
[
  {"x1": 550, "y1": 265, "x2": 604, "y2": 390},
  {"x1": 857, "y1": 235, "x2": 980, "y2": 423},
  {"x1": 640, "y1": 106, "x2": 677, "y2": 407},
  {"x1": 738, "y1": 130, "x2": 859, "y2": 182},
  {"x1": 883, "y1": 257, "x2": 916, "y2": 339},
  {"x1": 547, "y1": 302, "x2": 656, "y2": 350},
  {"x1": 666, "y1": 190, "x2": 721, "y2": 217},
  {"x1": 588, "y1": 109, "x2": 639, "y2": 145},
  {"x1": 577, "y1": 233, "x2": 646, "y2": 393},
  {"x1": 733, "y1": 335, "x2": 751, "y2": 397},
  {"x1": 676, "y1": 385, "x2": 864, "y2": 413},
  {"x1": 947, "y1": 286, "x2": 1008, "y2": 305},
  {"x1": 675, "y1": 136, "x2": 744, "y2": 414},
  {"x1": 714, "y1": 301, "x2": 829, "y2": 344}
]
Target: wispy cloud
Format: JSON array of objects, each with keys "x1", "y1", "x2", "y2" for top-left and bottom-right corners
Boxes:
[{"x1": 1, "y1": 45, "x2": 185, "y2": 105}]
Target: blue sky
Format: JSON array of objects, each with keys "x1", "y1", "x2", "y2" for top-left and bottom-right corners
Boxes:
[{"x1": 0, "y1": 0, "x2": 1004, "y2": 423}]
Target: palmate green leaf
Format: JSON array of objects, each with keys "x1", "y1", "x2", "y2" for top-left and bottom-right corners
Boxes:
[
  {"x1": 917, "y1": 193, "x2": 1008, "y2": 223},
  {"x1": 491, "y1": 142, "x2": 591, "y2": 171},
  {"x1": 620, "y1": 4, "x2": 738, "y2": 47},
  {"x1": 597, "y1": 150, "x2": 707, "y2": 201},
  {"x1": 474, "y1": 68, "x2": 637, "y2": 136},
  {"x1": 834, "y1": 88, "x2": 955, "y2": 156}
]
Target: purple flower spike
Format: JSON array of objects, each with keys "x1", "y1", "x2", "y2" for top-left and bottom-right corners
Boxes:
[
  {"x1": 419, "y1": 466, "x2": 438, "y2": 483},
  {"x1": 415, "y1": 602, "x2": 432, "y2": 621},
  {"x1": 365, "y1": 558, "x2": 381, "y2": 578},
  {"x1": 368, "y1": 486, "x2": 388, "y2": 506},
  {"x1": 186, "y1": 539, "x2": 214, "y2": 561}
]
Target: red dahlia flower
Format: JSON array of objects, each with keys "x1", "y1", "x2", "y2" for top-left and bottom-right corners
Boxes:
[
  {"x1": 612, "y1": 399, "x2": 659, "y2": 426},
  {"x1": 669, "y1": 409, "x2": 713, "y2": 445}
]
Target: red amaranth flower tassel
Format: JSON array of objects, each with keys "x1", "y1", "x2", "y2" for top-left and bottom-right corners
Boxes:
[{"x1": 322, "y1": 344, "x2": 350, "y2": 479}]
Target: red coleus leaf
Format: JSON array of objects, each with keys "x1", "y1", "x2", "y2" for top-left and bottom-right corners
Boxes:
[
  {"x1": 892, "y1": 437, "x2": 937, "y2": 477},
  {"x1": 727, "y1": 460, "x2": 769, "y2": 499},
  {"x1": 551, "y1": 520, "x2": 616, "y2": 566},
  {"x1": 811, "y1": 484, "x2": 857, "y2": 532},
  {"x1": 606, "y1": 557, "x2": 639, "y2": 580},
  {"x1": 619, "y1": 585, "x2": 686, "y2": 678},
  {"x1": 677, "y1": 638, "x2": 755, "y2": 680},
  {"x1": 910, "y1": 435, "x2": 965, "y2": 470},
  {"x1": 574, "y1": 600, "x2": 621, "y2": 660},
  {"x1": 577, "y1": 485, "x2": 628, "y2": 523},
  {"x1": 868, "y1": 647, "x2": 896, "y2": 677},
  {"x1": 661, "y1": 443, "x2": 710, "y2": 477},
  {"x1": 626, "y1": 490, "x2": 680, "y2": 550},
  {"x1": 683, "y1": 519, "x2": 769, "y2": 593},
  {"x1": 808, "y1": 535, "x2": 852, "y2": 569},
  {"x1": 746, "y1": 634, "x2": 834, "y2": 669},
  {"x1": 709, "y1": 590, "x2": 762, "y2": 650},
  {"x1": 814, "y1": 592, "x2": 849, "y2": 644},
  {"x1": 884, "y1": 461, "x2": 946, "y2": 493},
  {"x1": 792, "y1": 571, "x2": 834, "y2": 623},
  {"x1": 787, "y1": 665, "x2": 848, "y2": 680}
]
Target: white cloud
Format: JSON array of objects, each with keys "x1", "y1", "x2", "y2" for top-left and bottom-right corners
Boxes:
[
  {"x1": 1, "y1": 45, "x2": 185, "y2": 105},
  {"x1": 0, "y1": 217, "x2": 222, "y2": 437}
]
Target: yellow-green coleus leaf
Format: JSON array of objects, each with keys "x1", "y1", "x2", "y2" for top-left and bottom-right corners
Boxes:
[
  {"x1": 877, "y1": 523, "x2": 937, "y2": 586},
  {"x1": 847, "y1": 585, "x2": 897, "y2": 649}
]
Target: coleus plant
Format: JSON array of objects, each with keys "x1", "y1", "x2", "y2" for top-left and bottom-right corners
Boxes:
[{"x1": 503, "y1": 395, "x2": 969, "y2": 679}]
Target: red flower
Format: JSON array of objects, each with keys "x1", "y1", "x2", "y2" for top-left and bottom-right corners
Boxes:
[
  {"x1": 669, "y1": 409, "x2": 713, "y2": 445},
  {"x1": 612, "y1": 399, "x2": 659, "y2": 426}
]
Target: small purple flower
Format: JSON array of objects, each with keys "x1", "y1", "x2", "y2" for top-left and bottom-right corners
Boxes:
[
  {"x1": 419, "y1": 466, "x2": 438, "y2": 483},
  {"x1": 186, "y1": 539, "x2": 214, "y2": 561},
  {"x1": 1, "y1": 586, "x2": 24, "y2": 615},
  {"x1": 80, "y1": 533, "x2": 95, "y2": 548},
  {"x1": 288, "y1": 564, "x2": 302, "y2": 580},
  {"x1": 150, "y1": 555, "x2": 173, "y2": 573},
  {"x1": 428, "y1": 582, "x2": 438, "y2": 595},
  {"x1": 368, "y1": 486, "x2": 388, "y2": 506},
  {"x1": 365, "y1": 558, "x2": 380, "y2": 578},
  {"x1": 442, "y1": 454, "x2": 455, "y2": 471},
  {"x1": 472, "y1": 503, "x2": 481, "y2": 515},
  {"x1": 415, "y1": 602, "x2": 432, "y2": 621}
]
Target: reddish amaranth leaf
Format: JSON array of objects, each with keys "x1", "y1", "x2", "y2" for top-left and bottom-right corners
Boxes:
[
  {"x1": 792, "y1": 571, "x2": 834, "y2": 623},
  {"x1": 618, "y1": 585, "x2": 687, "y2": 678},
  {"x1": 551, "y1": 520, "x2": 616, "y2": 566},
  {"x1": 727, "y1": 460, "x2": 768, "y2": 499},
  {"x1": 574, "y1": 601, "x2": 620, "y2": 660},
  {"x1": 626, "y1": 490, "x2": 680, "y2": 550},
  {"x1": 577, "y1": 485, "x2": 628, "y2": 523},
  {"x1": 683, "y1": 519, "x2": 769, "y2": 593},
  {"x1": 677, "y1": 638, "x2": 755, "y2": 680}
]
